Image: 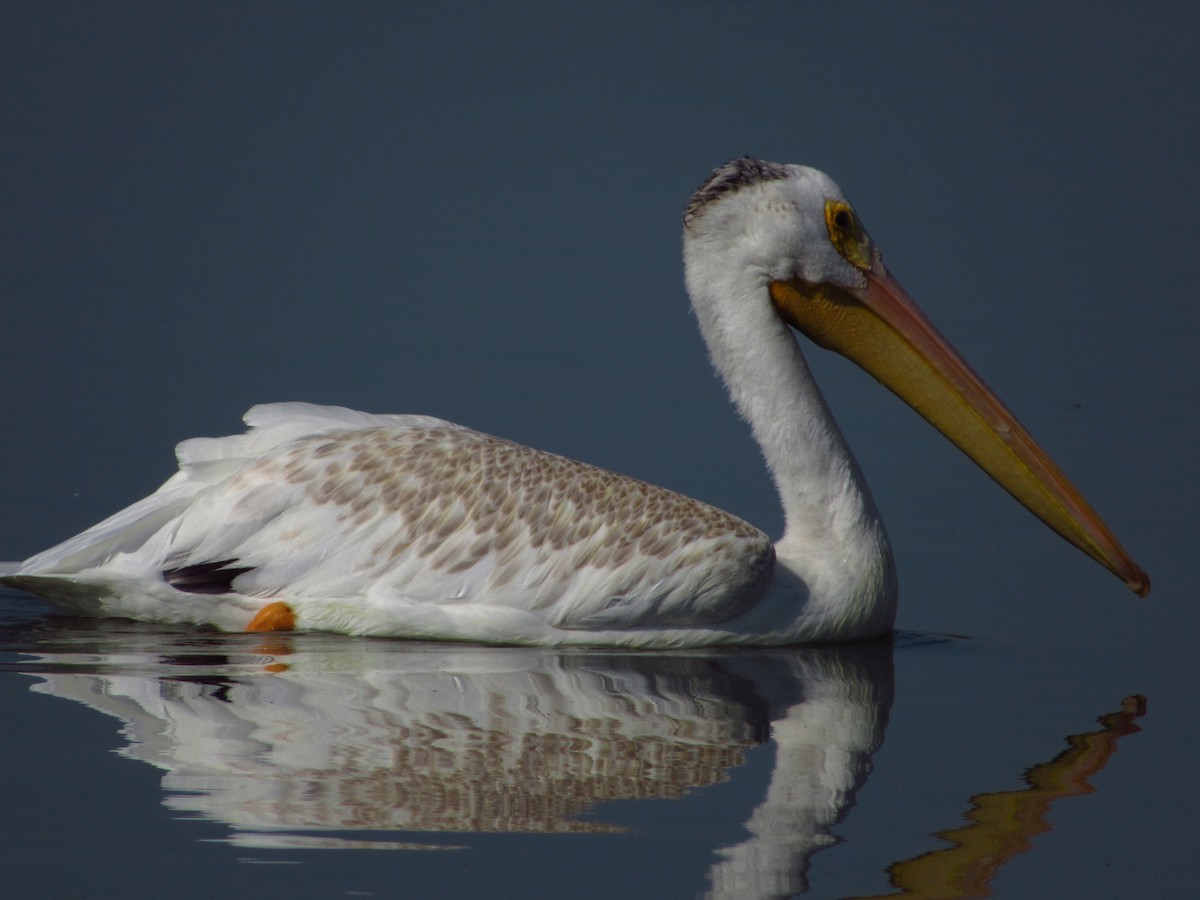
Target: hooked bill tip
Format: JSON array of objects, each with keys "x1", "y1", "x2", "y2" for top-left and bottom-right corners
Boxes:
[{"x1": 1131, "y1": 573, "x2": 1151, "y2": 598}]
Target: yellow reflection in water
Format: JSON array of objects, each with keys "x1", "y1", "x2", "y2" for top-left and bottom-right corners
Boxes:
[{"x1": 857, "y1": 695, "x2": 1146, "y2": 900}]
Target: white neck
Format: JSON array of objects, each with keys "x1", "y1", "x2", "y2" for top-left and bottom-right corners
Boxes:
[{"x1": 684, "y1": 244, "x2": 896, "y2": 631}]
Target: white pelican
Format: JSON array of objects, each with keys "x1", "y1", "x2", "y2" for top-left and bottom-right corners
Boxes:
[{"x1": 0, "y1": 159, "x2": 1149, "y2": 646}]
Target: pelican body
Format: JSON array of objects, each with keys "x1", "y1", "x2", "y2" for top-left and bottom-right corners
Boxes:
[{"x1": 0, "y1": 160, "x2": 1149, "y2": 646}]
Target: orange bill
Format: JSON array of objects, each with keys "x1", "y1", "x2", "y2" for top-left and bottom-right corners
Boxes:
[{"x1": 769, "y1": 211, "x2": 1148, "y2": 596}]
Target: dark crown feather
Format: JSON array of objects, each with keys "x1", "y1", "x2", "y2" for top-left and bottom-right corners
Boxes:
[{"x1": 684, "y1": 157, "x2": 790, "y2": 225}]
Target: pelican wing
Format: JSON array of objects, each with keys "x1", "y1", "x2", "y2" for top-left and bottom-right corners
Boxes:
[{"x1": 8, "y1": 403, "x2": 773, "y2": 635}]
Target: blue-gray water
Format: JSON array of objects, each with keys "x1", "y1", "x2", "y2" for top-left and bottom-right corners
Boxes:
[{"x1": 1, "y1": 3, "x2": 1194, "y2": 897}]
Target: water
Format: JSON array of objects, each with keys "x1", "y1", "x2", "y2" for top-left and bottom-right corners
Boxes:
[{"x1": 1, "y1": 3, "x2": 1195, "y2": 897}]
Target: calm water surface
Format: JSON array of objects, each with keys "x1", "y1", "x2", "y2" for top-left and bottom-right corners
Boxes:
[
  {"x1": 1, "y1": 3, "x2": 1195, "y2": 897},
  {"x1": 0, "y1": 603, "x2": 1151, "y2": 898}
]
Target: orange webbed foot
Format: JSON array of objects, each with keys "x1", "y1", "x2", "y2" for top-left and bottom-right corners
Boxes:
[{"x1": 245, "y1": 601, "x2": 296, "y2": 633}]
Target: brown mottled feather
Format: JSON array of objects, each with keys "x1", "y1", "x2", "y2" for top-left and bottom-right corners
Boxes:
[{"x1": 209, "y1": 424, "x2": 774, "y2": 628}]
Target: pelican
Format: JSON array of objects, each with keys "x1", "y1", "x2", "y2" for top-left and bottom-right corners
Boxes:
[{"x1": 0, "y1": 159, "x2": 1149, "y2": 646}]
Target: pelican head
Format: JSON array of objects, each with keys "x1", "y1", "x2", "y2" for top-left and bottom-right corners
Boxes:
[{"x1": 684, "y1": 158, "x2": 1149, "y2": 598}]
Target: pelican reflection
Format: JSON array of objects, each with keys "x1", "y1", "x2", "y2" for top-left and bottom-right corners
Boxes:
[
  {"x1": 14, "y1": 627, "x2": 891, "y2": 890},
  {"x1": 3, "y1": 621, "x2": 1144, "y2": 898}
]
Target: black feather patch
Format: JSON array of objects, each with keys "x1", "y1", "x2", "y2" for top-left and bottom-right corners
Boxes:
[
  {"x1": 163, "y1": 559, "x2": 255, "y2": 595},
  {"x1": 684, "y1": 157, "x2": 791, "y2": 225}
]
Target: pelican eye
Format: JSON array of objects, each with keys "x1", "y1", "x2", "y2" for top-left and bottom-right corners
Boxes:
[{"x1": 824, "y1": 199, "x2": 871, "y2": 271}]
